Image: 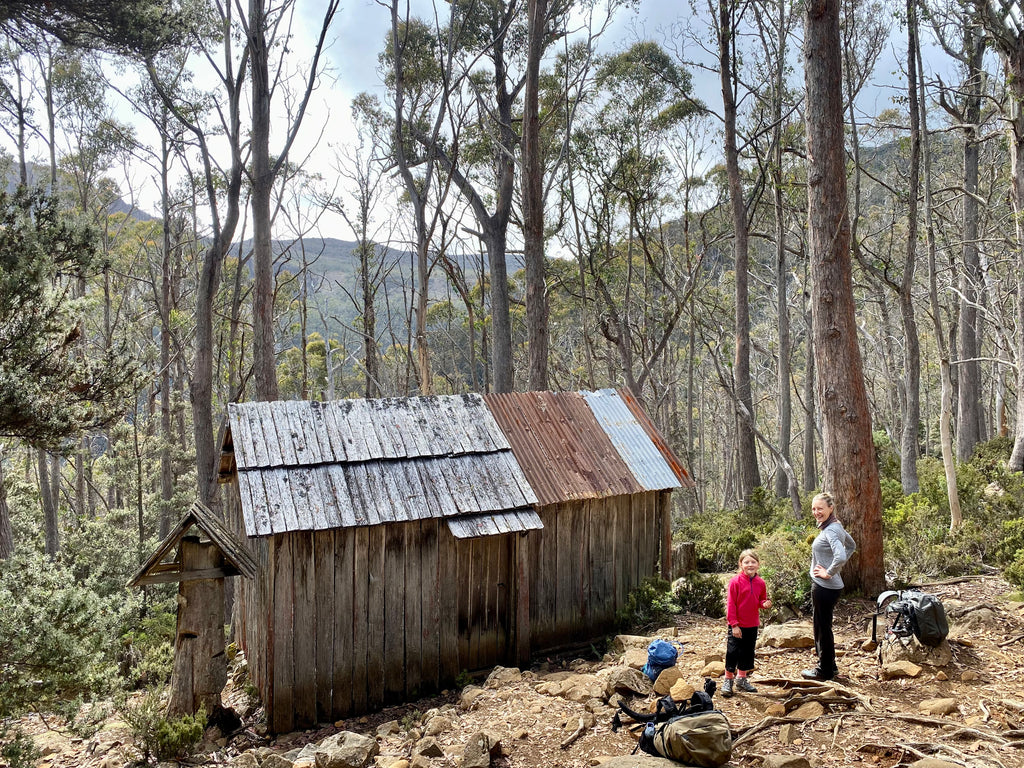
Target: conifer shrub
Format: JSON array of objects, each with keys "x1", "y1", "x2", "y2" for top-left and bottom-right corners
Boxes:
[
  {"x1": 672, "y1": 571, "x2": 725, "y2": 618},
  {"x1": 1004, "y1": 550, "x2": 1024, "y2": 591},
  {"x1": 117, "y1": 689, "x2": 206, "y2": 763},
  {"x1": 0, "y1": 725, "x2": 41, "y2": 768}
]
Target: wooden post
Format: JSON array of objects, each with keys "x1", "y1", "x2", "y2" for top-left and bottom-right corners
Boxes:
[
  {"x1": 515, "y1": 532, "x2": 531, "y2": 667},
  {"x1": 167, "y1": 536, "x2": 227, "y2": 717}
]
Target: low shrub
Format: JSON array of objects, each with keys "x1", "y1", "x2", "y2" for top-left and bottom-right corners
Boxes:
[
  {"x1": 755, "y1": 527, "x2": 812, "y2": 614},
  {"x1": 617, "y1": 576, "x2": 680, "y2": 631},
  {"x1": 1005, "y1": 550, "x2": 1024, "y2": 591},
  {"x1": 672, "y1": 571, "x2": 725, "y2": 618},
  {"x1": 117, "y1": 689, "x2": 206, "y2": 763},
  {"x1": 0, "y1": 725, "x2": 41, "y2": 768}
]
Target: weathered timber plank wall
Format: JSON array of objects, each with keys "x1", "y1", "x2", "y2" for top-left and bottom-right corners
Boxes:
[
  {"x1": 526, "y1": 491, "x2": 663, "y2": 652},
  {"x1": 231, "y1": 515, "x2": 517, "y2": 733}
]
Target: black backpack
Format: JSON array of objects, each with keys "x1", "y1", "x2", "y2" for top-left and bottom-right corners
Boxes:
[{"x1": 873, "y1": 589, "x2": 950, "y2": 648}]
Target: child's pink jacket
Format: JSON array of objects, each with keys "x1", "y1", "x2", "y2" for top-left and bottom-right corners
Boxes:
[{"x1": 726, "y1": 572, "x2": 768, "y2": 628}]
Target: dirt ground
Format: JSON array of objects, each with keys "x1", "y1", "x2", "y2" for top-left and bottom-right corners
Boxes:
[{"x1": 16, "y1": 575, "x2": 1024, "y2": 768}]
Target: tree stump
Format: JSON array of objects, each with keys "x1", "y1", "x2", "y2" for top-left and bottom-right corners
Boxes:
[
  {"x1": 167, "y1": 536, "x2": 227, "y2": 717},
  {"x1": 671, "y1": 541, "x2": 696, "y2": 580}
]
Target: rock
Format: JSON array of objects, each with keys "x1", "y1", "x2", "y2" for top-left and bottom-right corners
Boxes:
[
  {"x1": 762, "y1": 757, "x2": 811, "y2": 768},
  {"x1": 484, "y1": 666, "x2": 522, "y2": 689},
  {"x1": 376, "y1": 721, "x2": 400, "y2": 738},
  {"x1": 313, "y1": 731, "x2": 380, "y2": 768},
  {"x1": 652, "y1": 666, "x2": 682, "y2": 695},
  {"x1": 423, "y1": 715, "x2": 453, "y2": 737},
  {"x1": 602, "y1": 665, "x2": 653, "y2": 697},
  {"x1": 765, "y1": 703, "x2": 787, "y2": 717},
  {"x1": 861, "y1": 639, "x2": 878, "y2": 652},
  {"x1": 668, "y1": 679, "x2": 695, "y2": 703},
  {"x1": 385, "y1": 760, "x2": 410, "y2": 768},
  {"x1": 879, "y1": 635, "x2": 952, "y2": 667},
  {"x1": 951, "y1": 607, "x2": 999, "y2": 631},
  {"x1": 461, "y1": 731, "x2": 499, "y2": 768},
  {"x1": 539, "y1": 673, "x2": 607, "y2": 702},
  {"x1": 759, "y1": 624, "x2": 815, "y2": 649},
  {"x1": 410, "y1": 758, "x2": 433, "y2": 768},
  {"x1": 934, "y1": 671, "x2": 948, "y2": 681},
  {"x1": 778, "y1": 723, "x2": 797, "y2": 744},
  {"x1": 412, "y1": 737, "x2": 445, "y2": 759},
  {"x1": 788, "y1": 701, "x2": 826, "y2": 720},
  {"x1": 910, "y1": 760, "x2": 961, "y2": 768},
  {"x1": 702, "y1": 653, "x2": 724, "y2": 664},
  {"x1": 624, "y1": 648, "x2": 648, "y2": 670},
  {"x1": 610, "y1": 635, "x2": 651, "y2": 653},
  {"x1": 700, "y1": 661, "x2": 725, "y2": 677},
  {"x1": 231, "y1": 754, "x2": 261, "y2": 768},
  {"x1": 961, "y1": 670, "x2": 980, "y2": 682},
  {"x1": 881, "y1": 661, "x2": 923, "y2": 680},
  {"x1": 458, "y1": 686, "x2": 487, "y2": 710},
  {"x1": 591, "y1": 757, "x2": 681, "y2": 768},
  {"x1": 263, "y1": 755, "x2": 297, "y2": 768},
  {"x1": 918, "y1": 698, "x2": 959, "y2": 716}
]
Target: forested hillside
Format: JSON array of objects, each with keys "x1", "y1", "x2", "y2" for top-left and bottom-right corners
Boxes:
[{"x1": 3, "y1": 0, "x2": 1024, "y2": 765}]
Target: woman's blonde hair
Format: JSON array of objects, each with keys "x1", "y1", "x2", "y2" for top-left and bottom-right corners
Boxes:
[
  {"x1": 737, "y1": 549, "x2": 760, "y2": 567},
  {"x1": 812, "y1": 491, "x2": 835, "y2": 508}
]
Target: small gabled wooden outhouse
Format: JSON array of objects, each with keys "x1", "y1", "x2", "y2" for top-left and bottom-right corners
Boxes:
[{"x1": 220, "y1": 389, "x2": 691, "y2": 733}]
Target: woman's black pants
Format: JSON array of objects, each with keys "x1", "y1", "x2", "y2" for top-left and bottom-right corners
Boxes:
[{"x1": 811, "y1": 583, "x2": 843, "y2": 673}]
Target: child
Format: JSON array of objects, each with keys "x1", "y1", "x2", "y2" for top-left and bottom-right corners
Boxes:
[{"x1": 722, "y1": 549, "x2": 772, "y2": 697}]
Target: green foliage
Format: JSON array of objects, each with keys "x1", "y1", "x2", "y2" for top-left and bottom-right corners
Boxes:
[
  {"x1": 617, "y1": 576, "x2": 680, "y2": 631},
  {"x1": 0, "y1": 187, "x2": 139, "y2": 447},
  {"x1": 119, "y1": 604, "x2": 176, "y2": 690},
  {"x1": 672, "y1": 571, "x2": 725, "y2": 618},
  {"x1": 1005, "y1": 550, "x2": 1024, "y2": 591},
  {"x1": 756, "y1": 527, "x2": 812, "y2": 613},
  {"x1": 0, "y1": 553, "x2": 116, "y2": 719},
  {"x1": 676, "y1": 488, "x2": 789, "y2": 572},
  {"x1": 116, "y1": 689, "x2": 206, "y2": 763},
  {"x1": 0, "y1": 725, "x2": 41, "y2": 768}
]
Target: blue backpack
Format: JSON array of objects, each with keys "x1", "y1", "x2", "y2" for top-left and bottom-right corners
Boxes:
[{"x1": 642, "y1": 639, "x2": 681, "y2": 681}]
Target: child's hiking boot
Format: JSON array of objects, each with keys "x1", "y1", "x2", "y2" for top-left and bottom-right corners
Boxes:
[
  {"x1": 721, "y1": 677, "x2": 734, "y2": 698},
  {"x1": 735, "y1": 677, "x2": 757, "y2": 693}
]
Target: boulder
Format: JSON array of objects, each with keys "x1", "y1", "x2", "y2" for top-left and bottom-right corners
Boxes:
[
  {"x1": 610, "y1": 635, "x2": 652, "y2": 653},
  {"x1": 700, "y1": 661, "x2": 725, "y2": 677},
  {"x1": 880, "y1": 660, "x2": 923, "y2": 680},
  {"x1": 668, "y1": 679, "x2": 695, "y2": 703},
  {"x1": 484, "y1": 666, "x2": 522, "y2": 689},
  {"x1": 591, "y1": 757, "x2": 681, "y2": 768},
  {"x1": 458, "y1": 686, "x2": 487, "y2": 710},
  {"x1": 461, "y1": 731, "x2": 500, "y2": 768},
  {"x1": 788, "y1": 701, "x2": 826, "y2": 720},
  {"x1": 652, "y1": 666, "x2": 683, "y2": 696},
  {"x1": 423, "y1": 715, "x2": 453, "y2": 737},
  {"x1": 759, "y1": 624, "x2": 815, "y2": 649},
  {"x1": 624, "y1": 648, "x2": 648, "y2": 670},
  {"x1": 412, "y1": 737, "x2": 445, "y2": 759},
  {"x1": 602, "y1": 665, "x2": 652, "y2": 697},
  {"x1": 910, "y1": 760, "x2": 962, "y2": 768},
  {"x1": 879, "y1": 635, "x2": 952, "y2": 667},
  {"x1": 762, "y1": 757, "x2": 812, "y2": 768},
  {"x1": 314, "y1": 731, "x2": 380, "y2": 768},
  {"x1": 918, "y1": 698, "x2": 959, "y2": 716}
]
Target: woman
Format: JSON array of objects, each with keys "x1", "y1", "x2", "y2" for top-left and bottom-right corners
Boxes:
[{"x1": 802, "y1": 492, "x2": 856, "y2": 681}]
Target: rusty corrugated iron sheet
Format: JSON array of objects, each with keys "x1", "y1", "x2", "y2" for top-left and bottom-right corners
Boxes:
[
  {"x1": 584, "y1": 388, "x2": 695, "y2": 490},
  {"x1": 226, "y1": 395, "x2": 538, "y2": 538},
  {"x1": 483, "y1": 391, "x2": 644, "y2": 506}
]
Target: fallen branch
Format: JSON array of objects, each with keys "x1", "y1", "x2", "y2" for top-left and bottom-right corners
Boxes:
[
  {"x1": 560, "y1": 717, "x2": 586, "y2": 749},
  {"x1": 998, "y1": 634, "x2": 1024, "y2": 648}
]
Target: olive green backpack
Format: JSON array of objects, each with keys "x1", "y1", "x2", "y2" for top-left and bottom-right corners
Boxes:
[{"x1": 639, "y1": 709, "x2": 733, "y2": 767}]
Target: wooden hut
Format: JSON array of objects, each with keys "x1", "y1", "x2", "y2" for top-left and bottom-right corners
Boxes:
[{"x1": 220, "y1": 389, "x2": 691, "y2": 733}]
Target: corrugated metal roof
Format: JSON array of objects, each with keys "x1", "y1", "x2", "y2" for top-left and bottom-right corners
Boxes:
[
  {"x1": 483, "y1": 391, "x2": 644, "y2": 506},
  {"x1": 227, "y1": 395, "x2": 537, "y2": 538},
  {"x1": 582, "y1": 388, "x2": 693, "y2": 490}
]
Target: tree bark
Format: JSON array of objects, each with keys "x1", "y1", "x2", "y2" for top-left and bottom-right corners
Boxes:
[
  {"x1": 0, "y1": 448, "x2": 13, "y2": 560},
  {"x1": 719, "y1": 0, "x2": 761, "y2": 500},
  {"x1": 166, "y1": 538, "x2": 227, "y2": 717},
  {"x1": 39, "y1": 448, "x2": 59, "y2": 557},
  {"x1": 804, "y1": 0, "x2": 884, "y2": 595},
  {"x1": 523, "y1": 0, "x2": 550, "y2": 392}
]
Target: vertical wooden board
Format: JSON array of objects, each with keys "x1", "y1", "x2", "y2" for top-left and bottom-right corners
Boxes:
[
  {"x1": 271, "y1": 535, "x2": 295, "y2": 734},
  {"x1": 332, "y1": 528, "x2": 354, "y2": 719},
  {"x1": 383, "y1": 523, "x2": 406, "y2": 702},
  {"x1": 419, "y1": 520, "x2": 440, "y2": 693},
  {"x1": 471, "y1": 536, "x2": 487, "y2": 670},
  {"x1": 536, "y1": 508, "x2": 558, "y2": 648},
  {"x1": 366, "y1": 525, "x2": 386, "y2": 710},
  {"x1": 351, "y1": 526, "x2": 370, "y2": 714},
  {"x1": 292, "y1": 533, "x2": 316, "y2": 729},
  {"x1": 578, "y1": 502, "x2": 591, "y2": 634},
  {"x1": 613, "y1": 498, "x2": 627, "y2": 613},
  {"x1": 624, "y1": 495, "x2": 638, "y2": 595},
  {"x1": 555, "y1": 506, "x2": 575, "y2": 640},
  {"x1": 455, "y1": 537, "x2": 471, "y2": 671},
  {"x1": 478, "y1": 536, "x2": 496, "y2": 666},
  {"x1": 515, "y1": 532, "x2": 531, "y2": 667},
  {"x1": 403, "y1": 522, "x2": 423, "y2": 698},
  {"x1": 314, "y1": 530, "x2": 335, "y2": 723},
  {"x1": 497, "y1": 533, "x2": 512, "y2": 662},
  {"x1": 592, "y1": 498, "x2": 614, "y2": 633},
  {"x1": 438, "y1": 526, "x2": 459, "y2": 684}
]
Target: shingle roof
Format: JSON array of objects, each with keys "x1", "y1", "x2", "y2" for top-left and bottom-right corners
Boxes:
[{"x1": 226, "y1": 395, "x2": 540, "y2": 538}]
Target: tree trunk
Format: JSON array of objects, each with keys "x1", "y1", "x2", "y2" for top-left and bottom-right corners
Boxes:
[
  {"x1": 523, "y1": 0, "x2": 550, "y2": 392},
  {"x1": 167, "y1": 538, "x2": 227, "y2": 717},
  {"x1": 956, "y1": 24, "x2": 986, "y2": 461},
  {"x1": 719, "y1": 0, "x2": 761, "y2": 501},
  {"x1": 804, "y1": 0, "x2": 884, "y2": 595},
  {"x1": 899, "y1": 0, "x2": 922, "y2": 495},
  {"x1": 39, "y1": 448, "x2": 59, "y2": 557},
  {"x1": 803, "y1": 303, "x2": 817, "y2": 492},
  {"x1": 0, "y1": 449, "x2": 13, "y2": 560}
]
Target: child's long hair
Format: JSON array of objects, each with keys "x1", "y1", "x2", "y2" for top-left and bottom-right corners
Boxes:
[{"x1": 737, "y1": 549, "x2": 760, "y2": 570}]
